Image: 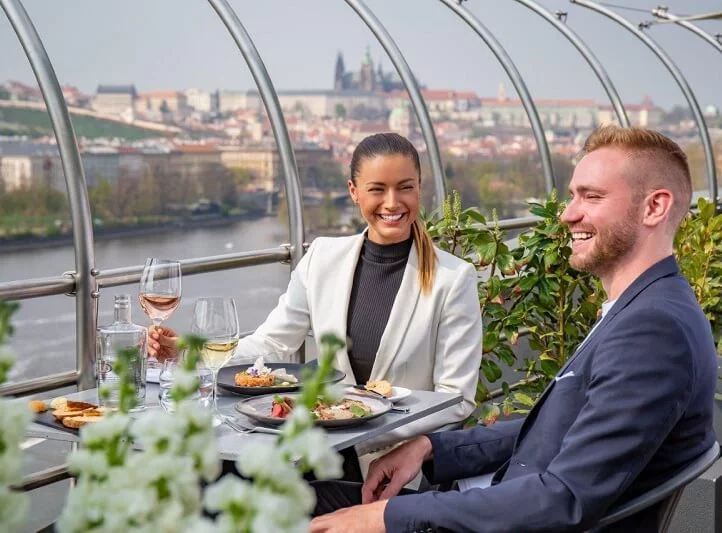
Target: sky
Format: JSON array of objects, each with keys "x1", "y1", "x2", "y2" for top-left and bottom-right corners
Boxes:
[{"x1": 1, "y1": 0, "x2": 721, "y2": 111}]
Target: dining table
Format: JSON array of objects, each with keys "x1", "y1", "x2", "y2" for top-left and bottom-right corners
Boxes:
[{"x1": 25, "y1": 382, "x2": 464, "y2": 461}]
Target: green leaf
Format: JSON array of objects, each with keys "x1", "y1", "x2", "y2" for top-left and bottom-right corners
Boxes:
[
  {"x1": 350, "y1": 405, "x2": 368, "y2": 417},
  {"x1": 478, "y1": 242, "x2": 497, "y2": 266},
  {"x1": 513, "y1": 392, "x2": 535, "y2": 407},
  {"x1": 540, "y1": 357, "x2": 561, "y2": 376},
  {"x1": 497, "y1": 253, "x2": 516, "y2": 276},
  {"x1": 480, "y1": 359, "x2": 503, "y2": 382}
]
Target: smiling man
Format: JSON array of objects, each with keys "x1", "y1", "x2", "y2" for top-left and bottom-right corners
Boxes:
[{"x1": 309, "y1": 126, "x2": 718, "y2": 533}]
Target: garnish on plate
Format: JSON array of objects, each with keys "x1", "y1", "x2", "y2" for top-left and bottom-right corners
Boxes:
[{"x1": 234, "y1": 356, "x2": 299, "y2": 387}]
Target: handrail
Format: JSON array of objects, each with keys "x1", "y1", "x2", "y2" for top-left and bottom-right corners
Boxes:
[
  {"x1": 0, "y1": 370, "x2": 78, "y2": 397},
  {"x1": 344, "y1": 0, "x2": 447, "y2": 209},
  {"x1": 13, "y1": 464, "x2": 71, "y2": 492},
  {"x1": 1, "y1": 0, "x2": 98, "y2": 390},
  {"x1": 570, "y1": 0, "x2": 718, "y2": 204},
  {"x1": 512, "y1": 0, "x2": 630, "y2": 127},
  {"x1": 0, "y1": 248, "x2": 290, "y2": 301},
  {"x1": 0, "y1": 276, "x2": 76, "y2": 301},
  {"x1": 207, "y1": 0, "x2": 305, "y2": 269},
  {"x1": 97, "y1": 247, "x2": 291, "y2": 288},
  {"x1": 440, "y1": 0, "x2": 556, "y2": 194},
  {"x1": 652, "y1": 8, "x2": 722, "y2": 54}
]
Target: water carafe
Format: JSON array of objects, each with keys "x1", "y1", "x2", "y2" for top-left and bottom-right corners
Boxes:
[{"x1": 97, "y1": 294, "x2": 148, "y2": 410}]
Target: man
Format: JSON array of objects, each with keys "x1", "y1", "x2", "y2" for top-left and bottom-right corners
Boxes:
[{"x1": 309, "y1": 126, "x2": 718, "y2": 533}]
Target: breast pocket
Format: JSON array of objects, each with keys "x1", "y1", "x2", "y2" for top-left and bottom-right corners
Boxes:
[{"x1": 537, "y1": 376, "x2": 585, "y2": 449}]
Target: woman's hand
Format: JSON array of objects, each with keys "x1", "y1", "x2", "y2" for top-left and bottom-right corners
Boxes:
[{"x1": 148, "y1": 325, "x2": 179, "y2": 362}]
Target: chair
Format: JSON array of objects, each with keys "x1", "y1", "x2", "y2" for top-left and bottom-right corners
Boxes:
[{"x1": 590, "y1": 441, "x2": 720, "y2": 532}]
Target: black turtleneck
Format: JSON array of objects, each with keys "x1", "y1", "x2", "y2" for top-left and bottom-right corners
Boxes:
[{"x1": 346, "y1": 236, "x2": 413, "y2": 384}]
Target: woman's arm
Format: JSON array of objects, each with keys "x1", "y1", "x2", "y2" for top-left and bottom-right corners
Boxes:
[{"x1": 232, "y1": 240, "x2": 317, "y2": 363}]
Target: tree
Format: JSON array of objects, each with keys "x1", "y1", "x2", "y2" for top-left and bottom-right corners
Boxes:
[
  {"x1": 0, "y1": 86, "x2": 9, "y2": 100},
  {"x1": 334, "y1": 104, "x2": 347, "y2": 119}
]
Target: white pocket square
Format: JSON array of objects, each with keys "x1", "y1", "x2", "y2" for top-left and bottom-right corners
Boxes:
[{"x1": 555, "y1": 371, "x2": 576, "y2": 382}]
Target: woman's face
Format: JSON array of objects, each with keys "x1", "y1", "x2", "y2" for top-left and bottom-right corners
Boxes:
[{"x1": 348, "y1": 154, "x2": 420, "y2": 245}]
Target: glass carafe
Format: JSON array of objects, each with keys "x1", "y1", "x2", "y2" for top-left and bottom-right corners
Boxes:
[{"x1": 97, "y1": 294, "x2": 148, "y2": 411}]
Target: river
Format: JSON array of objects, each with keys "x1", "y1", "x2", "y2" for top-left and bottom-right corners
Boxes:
[{"x1": 0, "y1": 215, "x2": 296, "y2": 383}]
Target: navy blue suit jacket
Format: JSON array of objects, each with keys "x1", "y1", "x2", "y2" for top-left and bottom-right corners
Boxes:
[{"x1": 385, "y1": 256, "x2": 717, "y2": 532}]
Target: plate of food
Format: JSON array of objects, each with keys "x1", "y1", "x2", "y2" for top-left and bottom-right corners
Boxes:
[
  {"x1": 217, "y1": 357, "x2": 346, "y2": 396},
  {"x1": 31, "y1": 396, "x2": 111, "y2": 434},
  {"x1": 358, "y1": 380, "x2": 412, "y2": 403},
  {"x1": 234, "y1": 391, "x2": 392, "y2": 429}
]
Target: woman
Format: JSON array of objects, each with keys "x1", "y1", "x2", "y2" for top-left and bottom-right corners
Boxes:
[{"x1": 152, "y1": 132, "x2": 482, "y2": 453}]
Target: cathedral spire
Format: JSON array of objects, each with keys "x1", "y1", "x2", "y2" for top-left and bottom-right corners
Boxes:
[{"x1": 334, "y1": 51, "x2": 346, "y2": 91}]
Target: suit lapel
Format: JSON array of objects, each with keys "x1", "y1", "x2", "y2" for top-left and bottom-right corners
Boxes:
[
  {"x1": 327, "y1": 233, "x2": 365, "y2": 383},
  {"x1": 512, "y1": 255, "x2": 680, "y2": 447},
  {"x1": 368, "y1": 242, "x2": 421, "y2": 381}
]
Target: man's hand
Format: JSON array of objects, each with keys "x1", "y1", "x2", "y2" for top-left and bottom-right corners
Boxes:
[
  {"x1": 148, "y1": 326, "x2": 178, "y2": 362},
  {"x1": 310, "y1": 501, "x2": 387, "y2": 533},
  {"x1": 362, "y1": 436, "x2": 433, "y2": 504}
]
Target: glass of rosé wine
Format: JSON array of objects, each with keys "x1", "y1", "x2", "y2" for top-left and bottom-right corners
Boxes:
[{"x1": 139, "y1": 258, "x2": 182, "y2": 366}]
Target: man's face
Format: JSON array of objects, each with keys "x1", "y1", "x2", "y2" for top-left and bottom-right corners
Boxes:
[{"x1": 561, "y1": 147, "x2": 642, "y2": 276}]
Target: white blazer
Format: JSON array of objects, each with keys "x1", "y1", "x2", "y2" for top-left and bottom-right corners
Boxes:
[{"x1": 236, "y1": 232, "x2": 482, "y2": 450}]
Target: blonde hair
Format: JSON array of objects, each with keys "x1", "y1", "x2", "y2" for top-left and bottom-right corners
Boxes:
[
  {"x1": 350, "y1": 132, "x2": 437, "y2": 293},
  {"x1": 580, "y1": 125, "x2": 692, "y2": 230},
  {"x1": 411, "y1": 217, "x2": 437, "y2": 294}
]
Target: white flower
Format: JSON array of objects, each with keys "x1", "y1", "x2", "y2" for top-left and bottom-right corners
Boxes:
[
  {"x1": 255, "y1": 487, "x2": 314, "y2": 525},
  {"x1": 79, "y1": 413, "x2": 130, "y2": 446},
  {"x1": 236, "y1": 442, "x2": 301, "y2": 488},
  {"x1": 172, "y1": 367, "x2": 201, "y2": 394},
  {"x1": 0, "y1": 344, "x2": 16, "y2": 368},
  {"x1": 184, "y1": 516, "x2": 220, "y2": 533},
  {"x1": 66, "y1": 449, "x2": 109, "y2": 479},
  {"x1": 0, "y1": 399, "x2": 32, "y2": 483},
  {"x1": 0, "y1": 486, "x2": 29, "y2": 531},
  {"x1": 130, "y1": 410, "x2": 184, "y2": 454},
  {"x1": 176, "y1": 399, "x2": 214, "y2": 432},
  {"x1": 281, "y1": 427, "x2": 343, "y2": 480},
  {"x1": 204, "y1": 474, "x2": 254, "y2": 512}
]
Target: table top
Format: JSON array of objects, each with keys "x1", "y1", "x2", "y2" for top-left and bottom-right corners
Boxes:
[{"x1": 26, "y1": 383, "x2": 462, "y2": 461}]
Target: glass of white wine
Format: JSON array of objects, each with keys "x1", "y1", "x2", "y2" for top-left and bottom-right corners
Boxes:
[
  {"x1": 191, "y1": 297, "x2": 239, "y2": 423},
  {"x1": 139, "y1": 258, "x2": 182, "y2": 367}
]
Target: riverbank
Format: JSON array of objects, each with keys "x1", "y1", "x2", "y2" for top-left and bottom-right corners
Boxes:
[{"x1": 0, "y1": 212, "x2": 270, "y2": 253}]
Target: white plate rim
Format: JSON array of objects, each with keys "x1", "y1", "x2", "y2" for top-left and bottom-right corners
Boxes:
[{"x1": 388, "y1": 386, "x2": 411, "y2": 402}]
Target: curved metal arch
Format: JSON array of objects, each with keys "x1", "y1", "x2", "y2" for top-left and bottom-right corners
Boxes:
[
  {"x1": 440, "y1": 0, "x2": 556, "y2": 194},
  {"x1": 208, "y1": 0, "x2": 304, "y2": 268},
  {"x1": 1, "y1": 0, "x2": 97, "y2": 390},
  {"x1": 344, "y1": 0, "x2": 446, "y2": 208},
  {"x1": 651, "y1": 8, "x2": 722, "y2": 55},
  {"x1": 571, "y1": 0, "x2": 718, "y2": 203},
  {"x1": 512, "y1": 0, "x2": 630, "y2": 127}
]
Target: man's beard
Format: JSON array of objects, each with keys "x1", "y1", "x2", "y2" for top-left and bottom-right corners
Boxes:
[{"x1": 570, "y1": 214, "x2": 639, "y2": 276}]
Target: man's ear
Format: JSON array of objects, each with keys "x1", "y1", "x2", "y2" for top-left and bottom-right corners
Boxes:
[{"x1": 642, "y1": 189, "x2": 674, "y2": 228}]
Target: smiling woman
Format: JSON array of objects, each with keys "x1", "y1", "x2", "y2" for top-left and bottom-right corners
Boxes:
[{"x1": 152, "y1": 132, "x2": 483, "y2": 469}]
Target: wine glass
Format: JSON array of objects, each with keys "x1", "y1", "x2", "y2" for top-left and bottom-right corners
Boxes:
[
  {"x1": 191, "y1": 297, "x2": 239, "y2": 424},
  {"x1": 139, "y1": 258, "x2": 182, "y2": 367}
]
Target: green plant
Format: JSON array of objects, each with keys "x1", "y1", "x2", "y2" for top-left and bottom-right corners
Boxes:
[
  {"x1": 674, "y1": 197, "x2": 722, "y2": 353},
  {"x1": 426, "y1": 192, "x2": 603, "y2": 422}
]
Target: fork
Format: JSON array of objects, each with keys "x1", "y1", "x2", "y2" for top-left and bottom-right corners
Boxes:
[{"x1": 223, "y1": 417, "x2": 280, "y2": 435}]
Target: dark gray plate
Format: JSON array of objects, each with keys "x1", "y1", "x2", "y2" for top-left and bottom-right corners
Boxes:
[
  {"x1": 234, "y1": 392, "x2": 392, "y2": 429},
  {"x1": 217, "y1": 362, "x2": 345, "y2": 396}
]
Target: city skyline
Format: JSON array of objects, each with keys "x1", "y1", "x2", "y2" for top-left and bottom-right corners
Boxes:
[{"x1": 0, "y1": 0, "x2": 720, "y2": 111}]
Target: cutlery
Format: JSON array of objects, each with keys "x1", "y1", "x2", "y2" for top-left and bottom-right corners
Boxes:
[
  {"x1": 222, "y1": 417, "x2": 281, "y2": 435},
  {"x1": 390, "y1": 407, "x2": 411, "y2": 414}
]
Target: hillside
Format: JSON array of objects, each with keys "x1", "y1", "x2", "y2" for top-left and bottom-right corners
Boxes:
[{"x1": 0, "y1": 105, "x2": 167, "y2": 140}]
